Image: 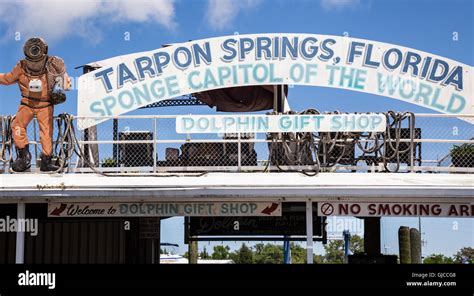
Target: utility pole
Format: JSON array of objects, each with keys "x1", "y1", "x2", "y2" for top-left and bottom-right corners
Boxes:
[{"x1": 418, "y1": 216, "x2": 425, "y2": 257}]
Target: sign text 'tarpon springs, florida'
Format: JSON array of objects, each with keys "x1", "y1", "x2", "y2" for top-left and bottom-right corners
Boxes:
[{"x1": 77, "y1": 33, "x2": 473, "y2": 129}]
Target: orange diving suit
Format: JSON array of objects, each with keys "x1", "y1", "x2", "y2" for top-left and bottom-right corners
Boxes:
[{"x1": 0, "y1": 37, "x2": 70, "y2": 172}]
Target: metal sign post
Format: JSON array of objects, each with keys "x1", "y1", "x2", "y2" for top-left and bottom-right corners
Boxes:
[
  {"x1": 306, "y1": 200, "x2": 314, "y2": 264},
  {"x1": 15, "y1": 203, "x2": 25, "y2": 264}
]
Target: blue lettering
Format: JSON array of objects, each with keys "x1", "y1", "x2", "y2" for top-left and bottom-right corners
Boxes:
[
  {"x1": 90, "y1": 101, "x2": 106, "y2": 116},
  {"x1": 165, "y1": 76, "x2": 180, "y2": 96},
  {"x1": 444, "y1": 66, "x2": 463, "y2": 91},
  {"x1": 132, "y1": 84, "x2": 152, "y2": 105},
  {"x1": 118, "y1": 63, "x2": 138, "y2": 88},
  {"x1": 281, "y1": 37, "x2": 299, "y2": 59},
  {"x1": 217, "y1": 66, "x2": 231, "y2": 85},
  {"x1": 102, "y1": 96, "x2": 116, "y2": 115},
  {"x1": 94, "y1": 68, "x2": 114, "y2": 93},
  {"x1": 222, "y1": 38, "x2": 237, "y2": 62},
  {"x1": 238, "y1": 64, "x2": 252, "y2": 83},
  {"x1": 269, "y1": 63, "x2": 283, "y2": 83},
  {"x1": 135, "y1": 56, "x2": 156, "y2": 80},
  {"x1": 320, "y1": 38, "x2": 335, "y2": 61},
  {"x1": 256, "y1": 37, "x2": 272, "y2": 60},
  {"x1": 300, "y1": 37, "x2": 318, "y2": 59},
  {"x1": 429, "y1": 59, "x2": 449, "y2": 82},
  {"x1": 253, "y1": 64, "x2": 268, "y2": 83},
  {"x1": 305, "y1": 64, "x2": 318, "y2": 83},
  {"x1": 447, "y1": 94, "x2": 466, "y2": 114},
  {"x1": 383, "y1": 48, "x2": 403, "y2": 70},
  {"x1": 290, "y1": 63, "x2": 304, "y2": 82},
  {"x1": 402, "y1": 51, "x2": 422, "y2": 76},
  {"x1": 153, "y1": 51, "x2": 170, "y2": 74},
  {"x1": 150, "y1": 80, "x2": 164, "y2": 98},
  {"x1": 331, "y1": 116, "x2": 342, "y2": 130},
  {"x1": 363, "y1": 44, "x2": 380, "y2": 67},
  {"x1": 118, "y1": 90, "x2": 134, "y2": 109},
  {"x1": 193, "y1": 42, "x2": 212, "y2": 66},
  {"x1": 173, "y1": 47, "x2": 192, "y2": 69},
  {"x1": 188, "y1": 71, "x2": 202, "y2": 90},
  {"x1": 347, "y1": 42, "x2": 365, "y2": 64},
  {"x1": 182, "y1": 117, "x2": 195, "y2": 131},
  {"x1": 204, "y1": 70, "x2": 218, "y2": 89},
  {"x1": 239, "y1": 38, "x2": 255, "y2": 61}
]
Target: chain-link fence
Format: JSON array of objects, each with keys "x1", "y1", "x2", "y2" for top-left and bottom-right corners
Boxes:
[{"x1": 1, "y1": 114, "x2": 473, "y2": 174}]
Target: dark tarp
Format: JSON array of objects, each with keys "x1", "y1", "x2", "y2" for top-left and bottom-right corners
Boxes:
[{"x1": 193, "y1": 85, "x2": 288, "y2": 112}]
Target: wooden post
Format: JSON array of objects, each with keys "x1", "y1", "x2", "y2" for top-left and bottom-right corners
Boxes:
[
  {"x1": 410, "y1": 228, "x2": 422, "y2": 264},
  {"x1": 398, "y1": 226, "x2": 411, "y2": 264},
  {"x1": 188, "y1": 239, "x2": 198, "y2": 264},
  {"x1": 364, "y1": 217, "x2": 381, "y2": 256}
]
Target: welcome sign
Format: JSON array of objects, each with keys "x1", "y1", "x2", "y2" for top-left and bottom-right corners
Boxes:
[
  {"x1": 77, "y1": 33, "x2": 473, "y2": 129},
  {"x1": 48, "y1": 202, "x2": 282, "y2": 217},
  {"x1": 176, "y1": 113, "x2": 386, "y2": 133}
]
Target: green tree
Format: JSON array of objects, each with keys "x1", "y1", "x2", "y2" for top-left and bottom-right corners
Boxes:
[
  {"x1": 423, "y1": 254, "x2": 454, "y2": 264},
  {"x1": 253, "y1": 243, "x2": 284, "y2": 264},
  {"x1": 314, "y1": 254, "x2": 324, "y2": 264},
  {"x1": 212, "y1": 245, "x2": 231, "y2": 260},
  {"x1": 289, "y1": 243, "x2": 306, "y2": 264},
  {"x1": 286, "y1": 243, "x2": 325, "y2": 264},
  {"x1": 199, "y1": 247, "x2": 211, "y2": 259},
  {"x1": 323, "y1": 235, "x2": 364, "y2": 263},
  {"x1": 453, "y1": 247, "x2": 473, "y2": 264},
  {"x1": 350, "y1": 235, "x2": 364, "y2": 254},
  {"x1": 231, "y1": 243, "x2": 254, "y2": 264},
  {"x1": 323, "y1": 240, "x2": 345, "y2": 264}
]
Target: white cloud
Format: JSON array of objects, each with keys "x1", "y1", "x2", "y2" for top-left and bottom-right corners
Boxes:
[
  {"x1": 0, "y1": 0, "x2": 176, "y2": 43},
  {"x1": 206, "y1": 0, "x2": 262, "y2": 30},
  {"x1": 106, "y1": 0, "x2": 176, "y2": 28},
  {"x1": 321, "y1": 0, "x2": 361, "y2": 10}
]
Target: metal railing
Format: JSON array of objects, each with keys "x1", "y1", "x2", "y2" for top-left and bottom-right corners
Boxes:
[{"x1": 1, "y1": 113, "x2": 473, "y2": 174}]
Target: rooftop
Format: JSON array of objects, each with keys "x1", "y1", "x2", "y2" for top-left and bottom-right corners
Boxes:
[{"x1": 1, "y1": 172, "x2": 472, "y2": 202}]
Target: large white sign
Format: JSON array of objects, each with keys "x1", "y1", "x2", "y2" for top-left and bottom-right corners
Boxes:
[
  {"x1": 176, "y1": 113, "x2": 386, "y2": 133},
  {"x1": 48, "y1": 202, "x2": 282, "y2": 217},
  {"x1": 318, "y1": 202, "x2": 473, "y2": 217},
  {"x1": 77, "y1": 33, "x2": 473, "y2": 129}
]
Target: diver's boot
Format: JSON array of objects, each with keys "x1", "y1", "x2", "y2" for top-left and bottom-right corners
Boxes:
[
  {"x1": 40, "y1": 154, "x2": 59, "y2": 172},
  {"x1": 11, "y1": 145, "x2": 31, "y2": 172}
]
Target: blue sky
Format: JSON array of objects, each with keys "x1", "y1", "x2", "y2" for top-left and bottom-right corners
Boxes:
[{"x1": 0, "y1": 0, "x2": 472, "y2": 258}]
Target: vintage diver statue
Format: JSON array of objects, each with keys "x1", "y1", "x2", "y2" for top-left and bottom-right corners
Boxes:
[{"x1": 0, "y1": 37, "x2": 70, "y2": 172}]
